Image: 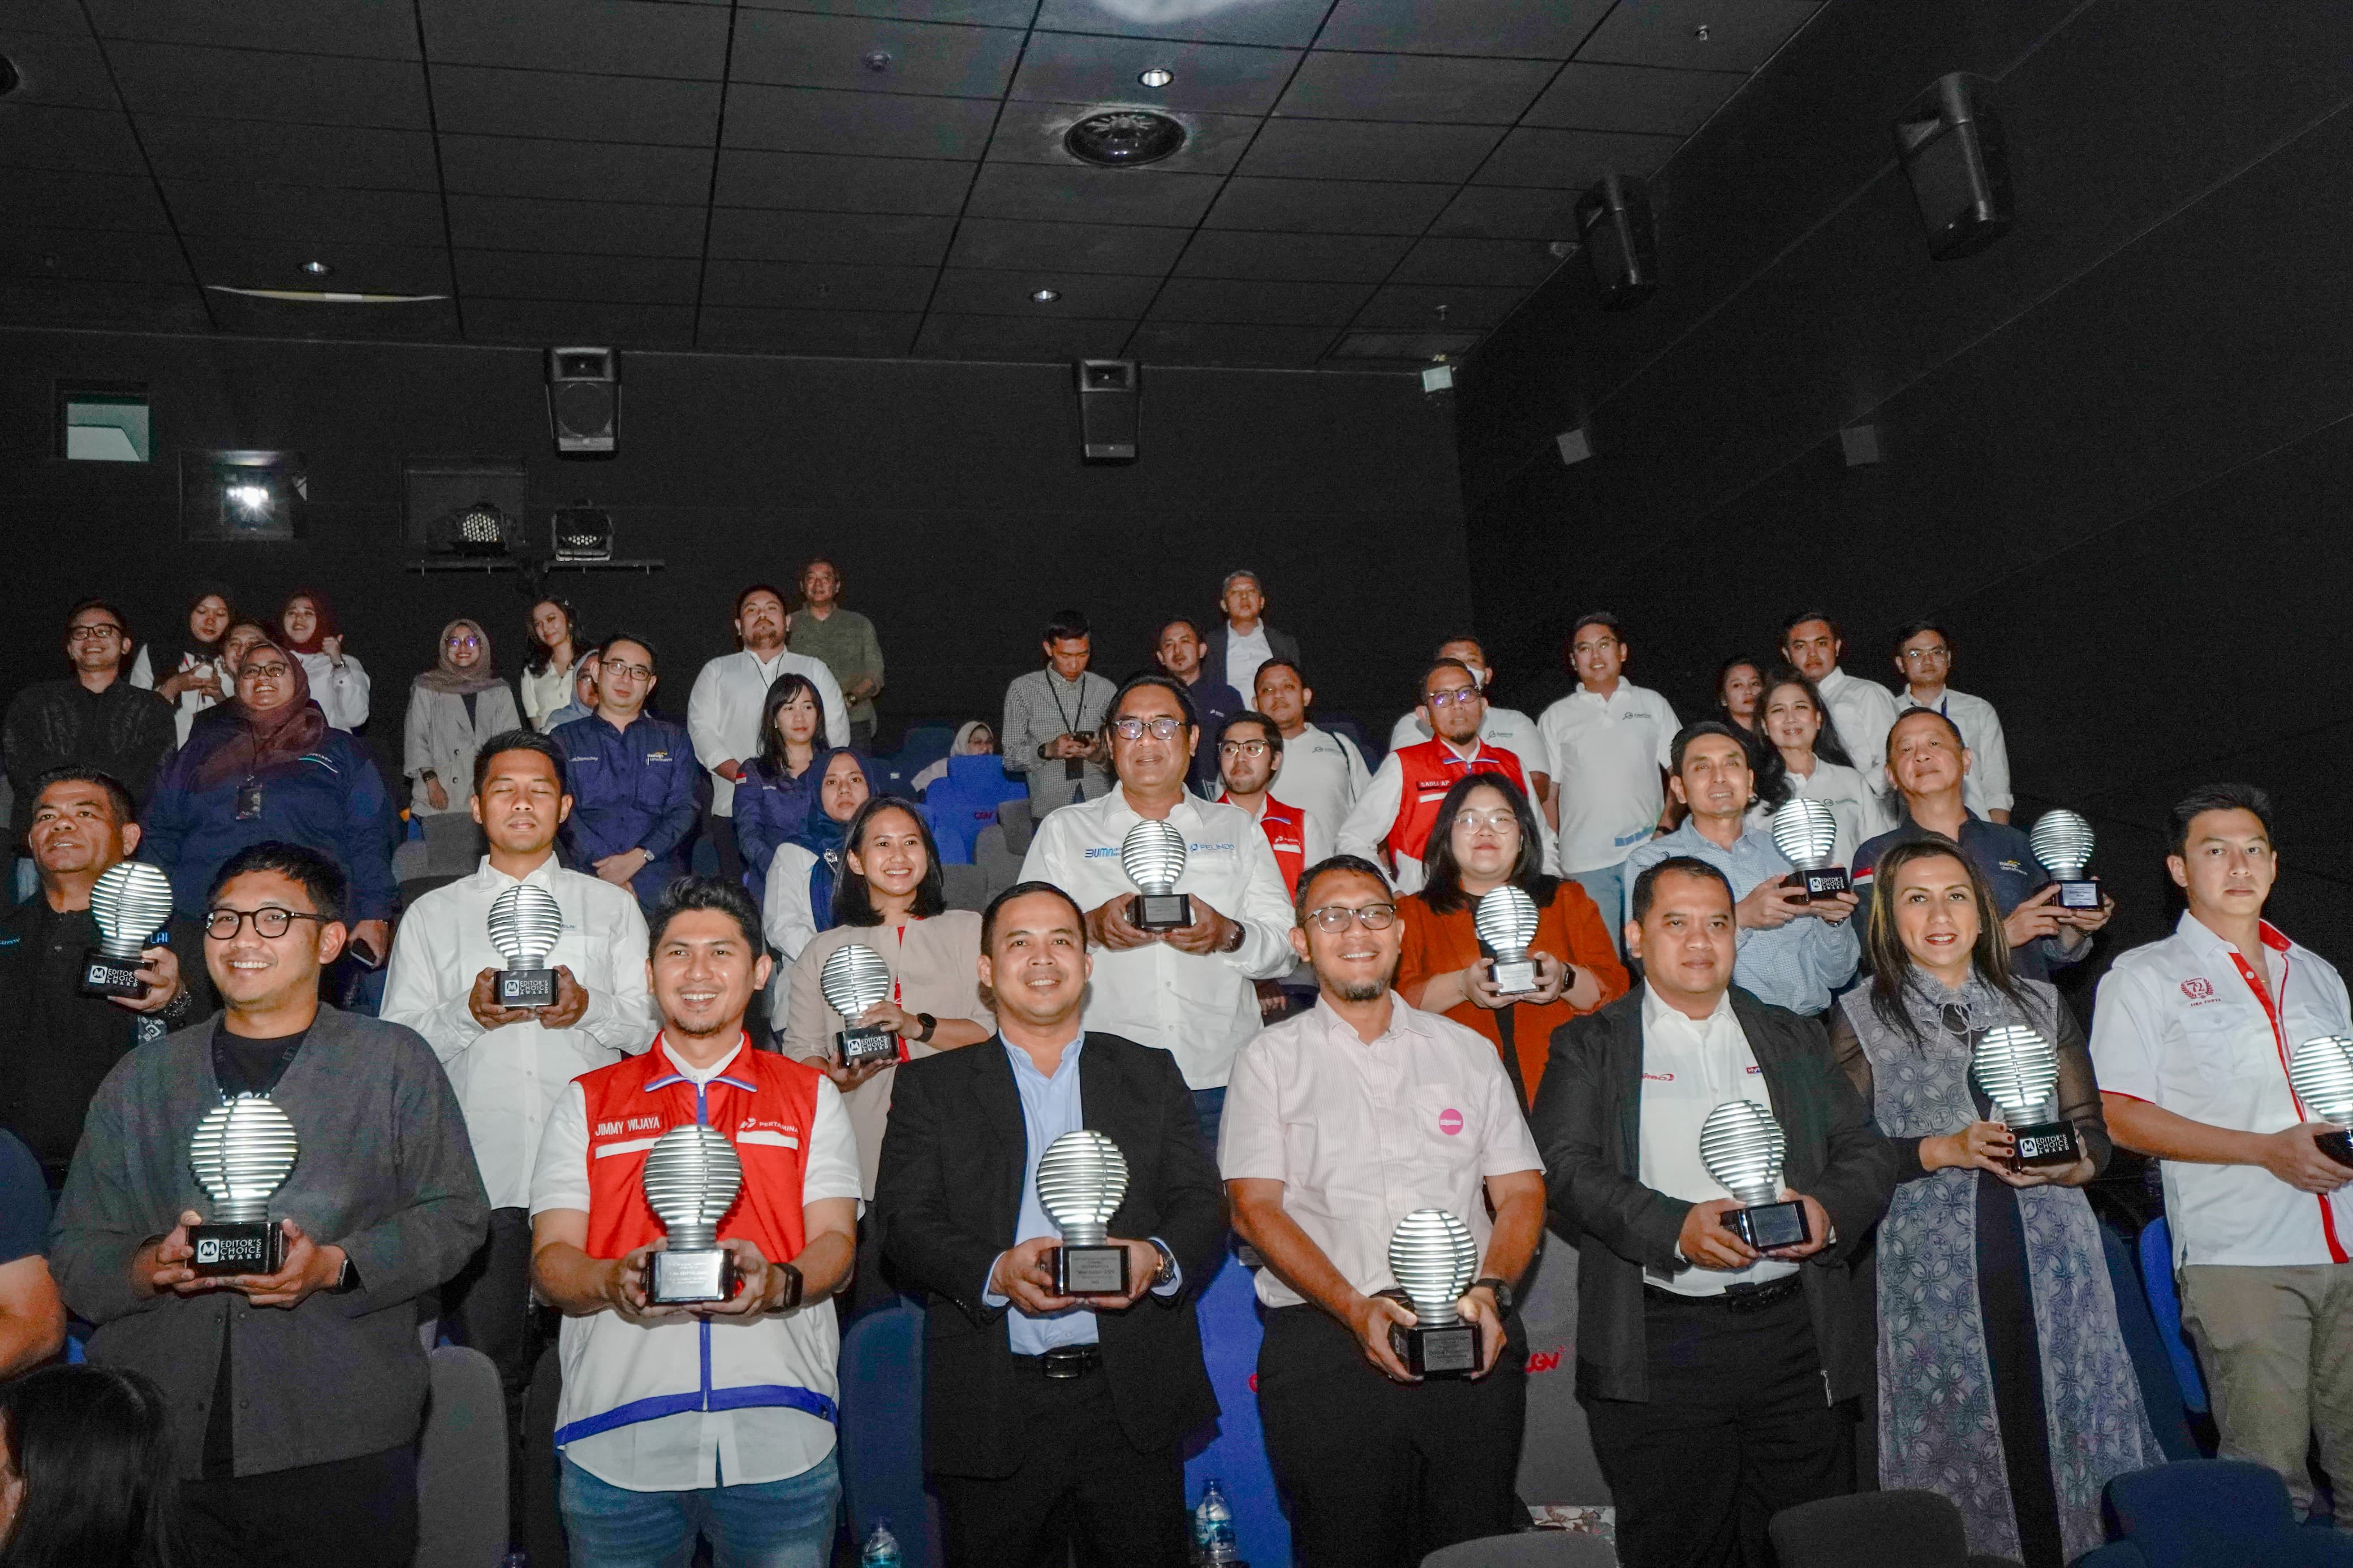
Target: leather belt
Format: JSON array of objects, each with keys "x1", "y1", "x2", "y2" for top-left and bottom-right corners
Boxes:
[
  {"x1": 1644, "y1": 1274, "x2": 1804, "y2": 1314},
  {"x1": 1018, "y1": 1344, "x2": 1104, "y2": 1380}
]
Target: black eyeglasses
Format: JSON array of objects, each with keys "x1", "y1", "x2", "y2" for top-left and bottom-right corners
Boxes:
[{"x1": 204, "y1": 908, "x2": 329, "y2": 940}]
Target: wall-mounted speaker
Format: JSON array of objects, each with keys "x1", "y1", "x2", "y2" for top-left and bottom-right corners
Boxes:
[
  {"x1": 1075, "y1": 358, "x2": 1138, "y2": 463},
  {"x1": 547, "y1": 347, "x2": 618, "y2": 457},
  {"x1": 1576, "y1": 174, "x2": 1658, "y2": 312},
  {"x1": 1895, "y1": 74, "x2": 2012, "y2": 260}
]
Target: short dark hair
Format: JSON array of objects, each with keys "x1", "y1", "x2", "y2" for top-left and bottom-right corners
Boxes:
[
  {"x1": 981, "y1": 879, "x2": 1088, "y2": 951},
  {"x1": 835, "y1": 796, "x2": 946, "y2": 926},
  {"x1": 1042, "y1": 609, "x2": 1091, "y2": 644},
  {"x1": 1885, "y1": 704, "x2": 1967, "y2": 761},
  {"x1": 1251, "y1": 657, "x2": 1306, "y2": 695},
  {"x1": 1111, "y1": 672, "x2": 1196, "y2": 731},
  {"x1": 603, "y1": 632, "x2": 658, "y2": 675},
  {"x1": 1669, "y1": 719, "x2": 1753, "y2": 774},
  {"x1": 1216, "y1": 710, "x2": 1282, "y2": 755},
  {"x1": 66, "y1": 597, "x2": 130, "y2": 639},
  {"x1": 29, "y1": 766, "x2": 135, "y2": 827},
  {"x1": 1432, "y1": 633, "x2": 1485, "y2": 662},
  {"x1": 1891, "y1": 619, "x2": 1951, "y2": 655},
  {"x1": 1779, "y1": 608, "x2": 1843, "y2": 643},
  {"x1": 1570, "y1": 610, "x2": 1623, "y2": 640},
  {"x1": 1630, "y1": 856, "x2": 1734, "y2": 923},
  {"x1": 2168, "y1": 783, "x2": 2274, "y2": 858},
  {"x1": 1420, "y1": 656, "x2": 1477, "y2": 702},
  {"x1": 1156, "y1": 616, "x2": 1204, "y2": 644},
  {"x1": 648, "y1": 875, "x2": 762, "y2": 954},
  {"x1": 1294, "y1": 853, "x2": 1392, "y2": 927},
  {"x1": 471, "y1": 728, "x2": 568, "y2": 800},
  {"x1": 733, "y1": 583, "x2": 788, "y2": 623},
  {"x1": 208, "y1": 841, "x2": 348, "y2": 926}
]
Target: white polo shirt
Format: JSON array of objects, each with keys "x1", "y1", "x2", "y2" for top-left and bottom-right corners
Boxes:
[
  {"x1": 1634, "y1": 986, "x2": 1796, "y2": 1297},
  {"x1": 1536, "y1": 681, "x2": 1679, "y2": 874},
  {"x1": 1897, "y1": 686, "x2": 2013, "y2": 815},
  {"x1": 1273, "y1": 722, "x2": 1371, "y2": 841},
  {"x1": 2090, "y1": 913, "x2": 2353, "y2": 1269},
  {"x1": 685, "y1": 647, "x2": 850, "y2": 816},
  {"x1": 1389, "y1": 705, "x2": 1545, "y2": 783}
]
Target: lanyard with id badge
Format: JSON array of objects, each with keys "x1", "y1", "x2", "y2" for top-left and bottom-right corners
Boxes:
[{"x1": 236, "y1": 777, "x2": 265, "y2": 820}]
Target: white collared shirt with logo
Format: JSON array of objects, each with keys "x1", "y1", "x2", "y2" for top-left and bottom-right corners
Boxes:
[
  {"x1": 2091, "y1": 912, "x2": 2353, "y2": 1268},
  {"x1": 1274, "y1": 723, "x2": 1372, "y2": 841},
  {"x1": 1016, "y1": 788, "x2": 1299, "y2": 1088},
  {"x1": 1536, "y1": 681, "x2": 1679, "y2": 875},
  {"x1": 1814, "y1": 667, "x2": 1900, "y2": 797},
  {"x1": 685, "y1": 647, "x2": 850, "y2": 815}
]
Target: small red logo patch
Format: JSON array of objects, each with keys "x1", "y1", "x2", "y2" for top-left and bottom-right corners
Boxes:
[
  {"x1": 2182, "y1": 977, "x2": 2216, "y2": 1002},
  {"x1": 1247, "y1": 1373, "x2": 1259, "y2": 1393},
  {"x1": 1528, "y1": 1350, "x2": 1563, "y2": 1373},
  {"x1": 1438, "y1": 1108, "x2": 1464, "y2": 1135}
]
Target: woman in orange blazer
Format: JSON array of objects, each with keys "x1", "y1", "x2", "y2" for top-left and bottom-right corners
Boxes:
[{"x1": 1397, "y1": 772, "x2": 1629, "y2": 1104}]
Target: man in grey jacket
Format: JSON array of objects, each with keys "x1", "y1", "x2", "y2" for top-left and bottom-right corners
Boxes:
[{"x1": 52, "y1": 841, "x2": 489, "y2": 1568}]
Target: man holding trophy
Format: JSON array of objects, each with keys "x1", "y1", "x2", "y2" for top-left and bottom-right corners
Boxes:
[
  {"x1": 1532, "y1": 857, "x2": 1894, "y2": 1568},
  {"x1": 50, "y1": 842, "x2": 490, "y2": 1568},
  {"x1": 529, "y1": 876, "x2": 859, "y2": 1568},
  {"x1": 1223, "y1": 853, "x2": 1546, "y2": 1568}
]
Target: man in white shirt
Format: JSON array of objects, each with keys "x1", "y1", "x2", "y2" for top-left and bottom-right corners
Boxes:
[
  {"x1": 1780, "y1": 611, "x2": 1899, "y2": 799},
  {"x1": 1200, "y1": 568, "x2": 1300, "y2": 703},
  {"x1": 686, "y1": 584, "x2": 850, "y2": 882},
  {"x1": 381, "y1": 729, "x2": 654, "y2": 1456},
  {"x1": 1535, "y1": 611, "x2": 1678, "y2": 938},
  {"x1": 1891, "y1": 620, "x2": 2014, "y2": 823},
  {"x1": 1385, "y1": 634, "x2": 1547, "y2": 801},
  {"x1": 531, "y1": 877, "x2": 859, "y2": 1566},
  {"x1": 1251, "y1": 658, "x2": 1368, "y2": 837},
  {"x1": 1018, "y1": 673, "x2": 1297, "y2": 1146},
  {"x1": 2093, "y1": 783, "x2": 2353, "y2": 1522}
]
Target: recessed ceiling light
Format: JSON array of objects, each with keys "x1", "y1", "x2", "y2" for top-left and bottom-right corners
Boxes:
[
  {"x1": 862, "y1": 50, "x2": 891, "y2": 72},
  {"x1": 1692, "y1": 23, "x2": 1711, "y2": 40},
  {"x1": 300, "y1": 260, "x2": 333, "y2": 277},
  {"x1": 1031, "y1": 288, "x2": 1062, "y2": 304},
  {"x1": 1138, "y1": 68, "x2": 1174, "y2": 88}
]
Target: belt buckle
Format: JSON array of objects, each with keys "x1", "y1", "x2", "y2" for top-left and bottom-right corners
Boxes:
[{"x1": 1041, "y1": 1347, "x2": 1091, "y2": 1380}]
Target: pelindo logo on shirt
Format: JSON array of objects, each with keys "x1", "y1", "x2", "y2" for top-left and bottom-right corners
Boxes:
[{"x1": 1436, "y1": 1108, "x2": 1463, "y2": 1135}]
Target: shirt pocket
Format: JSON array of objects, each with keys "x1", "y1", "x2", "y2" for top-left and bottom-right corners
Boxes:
[
  {"x1": 1410, "y1": 1085, "x2": 1483, "y2": 1190},
  {"x1": 631, "y1": 753, "x2": 681, "y2": 810}
]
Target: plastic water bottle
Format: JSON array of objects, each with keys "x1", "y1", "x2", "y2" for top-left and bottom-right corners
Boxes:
[
  {"x1": 1193, "y1": 1479, "x2": 1238, "y2": 1564},
  {"x1": 859, "y1": 1520, "x2": 902, "y2": 1567}
]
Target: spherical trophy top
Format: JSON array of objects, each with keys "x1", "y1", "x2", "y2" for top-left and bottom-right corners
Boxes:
[
  {"x1": 89, "y1": 860, "x2": 176, "y2": 960},
  {"x1": 1035, "y1": 1129, "x2": 1128, "y2": 1248},
  {"x1": 1768, "y1": 797, "x2": 1840, "y2": 870},
  {"x1": 1119, "y1": 819, "x2": 1188, "y2": 895},
  {"x1": 818, "y1": 943, "x2": 893, "y2": 1022},
  {"x1": 1472, "y1": 885, "x2": 1540, "y2": 961},
  {"x1": 189, "y1": 1095, "x2": 299, "y2": 1225},
  {"x1": 1387, "y1": 1208, "x2": 1478, "y2": 1327},
  {"x1": 1971, "y1": 1023, "x2": 2061, "y2": 1118},
  {"x1": 1699, "y1": 1100, "x2": 1787, "y2": 1208},
  {"x1": 640, "y1": 1124, "x2": 744, "y2": 1251},
  {"x1": 2028, "y1": 809, "x2": 2096, "y2": 879},
  {"x1": 2290, "y1": 1036, "x2": 2353, "y2": 1129},
  {"x1": 486, "y1": 883, "x2": 565, "y2": 967}
]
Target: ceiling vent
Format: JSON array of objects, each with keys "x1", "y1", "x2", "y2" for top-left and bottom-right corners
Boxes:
[{"x1": 1065, "y1": 110, "x2": 1186, "y2": 167}]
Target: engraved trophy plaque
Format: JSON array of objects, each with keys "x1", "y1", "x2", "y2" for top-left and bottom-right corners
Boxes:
[
  {"x1": 819, "y1": 944, "x2": 899, "y2": 1068},
  {"x1": 2289, "y1": 1035, "x2": 2353, "y2": 1170},
  {"x1": 488, "y1": 883, "x2": 564, "y2": 1008},
  {"x1": 1972, "y1": 1023, "x2": 2082, "y2": 1168},
  {"x1": 644, "y1": 1123, "x2": 744, "y2": 1304},
  {"x1": 1699, "y1": 1100, "x2": 1811, "y2": 1250},
  {"x1": 1036, "y1": 1129, "x2": 1131, "y2": 1295},
  {"x1": 2029, "y1": 808, "x2": 2101, "y2": 911},
  {"x1": 81, "y1": 861, "x2": 175, "y2": 998},
  {"x1": 1387, "y1": 1208, "x2": 1481, "y2": 1378},
  {"x1": 1769, "y1": 797, "x2": 1850, "y2": 900},
  {"x1": 1121, "y1": 819, "x2": 1193, "y2": 931},
  {"x1": 187, "y1": 1096, "x2": 299, "y2": 1277},
  {"x1": 1473, "y1": 885, "x2": 1542, "y2": 996}
]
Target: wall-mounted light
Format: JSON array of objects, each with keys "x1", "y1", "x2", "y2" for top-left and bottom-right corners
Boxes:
[{"x1": 1138, "y1": 68, "x2": 1174, "y2": 88}]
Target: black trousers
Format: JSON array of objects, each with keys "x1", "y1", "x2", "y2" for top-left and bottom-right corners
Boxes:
[
  {"x1": 1255, "y1": 1304, "x2": 1527, "y2": 1568},
  {"x1": 1581, "y1": 1287, "x2": 1856, "y2": 1568},
  {"x1": 931, "y1": 1357, "x2": 1190, "y2": 1568},
  {"x1": 442, "y1": 1206, "x2": 552, "y2": 1545},
  {"x1": 711, "y1": 813, "x2": 744, "y2": 884},
  {"x1": 178, "y1": 1445, "x2": 417, "y2": 1568}
]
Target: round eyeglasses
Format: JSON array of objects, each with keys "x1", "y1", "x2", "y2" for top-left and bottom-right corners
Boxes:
[{"x1": 1304, "y1": 903, "x2": 1398, "y2": 932}]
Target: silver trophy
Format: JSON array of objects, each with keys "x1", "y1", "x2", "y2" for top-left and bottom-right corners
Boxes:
[
  {"x1": 1769, "y1": 797, "x2": 1850, "y2": 900},
  {"x1": 1972, "y1": 1024, "x2": 2081, "y2": 1168},
  {"x1": 81, "y1": 861, "x2": 176, "y2": 998},
  {"x1": 643, "y1": 1123, "x2": 744, "y2": 1304},
  {"x1": 1121, "y1": 819, "x2": 1193, "y2": 931},
  {"x1": 187, "y1": 1096, "x2": 300, "y2": 1276},
  {"x1": 1699, "y1": 1100, "x2": 1810, "y2": 1250},
  {"x1": 2289, "y1": 1035, "x2": 2353, "y2": 1170},
  {"x1": 488, "y1": 883, "x2": 564, "y2": 1008},
  {"x1": 1036, "y1": 1129, "x2": 1131, "y2": 1295},
  {"x1": 819, "y1": 944, "x2": 899, "y2": 1068},
  {"x1": 1473, "y1": 885, "x2": 1542, "y2": 996},
  {"x1": 1387, "y1": 1208, "x2": 1481, "y2": 1378},
  {"x1": 2029, "y1": 808, "x2": 2101, "y2": 910}
]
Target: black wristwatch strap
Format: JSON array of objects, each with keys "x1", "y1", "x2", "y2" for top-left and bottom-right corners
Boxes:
[
  {"x1": 914, "y1": 1012, "x2": 937, "y2": 1044},
  {"x1": 333, "y1": 1255, "x2": 360, "y2": 1294},
  {"x1": 776, "y1": 1262, "x2": 804, "y2": 1311},
  {"x1": 1473, "y1": 1275, "x2": 1512, "y2": 1315}
]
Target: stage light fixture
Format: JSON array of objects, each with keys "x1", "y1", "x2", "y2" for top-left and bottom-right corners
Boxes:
[
  {"x1": 1139, "y1": 68, "x2": 1173, "y2": 88},
  {"x1": 182, "y1": 451, "x2": 302, "y2": 542},
  {"x1": 552, "y1": 504, "x2": 615, "y2": 561},
  {"x1": 1895, "y1": 72, "x2": 2013, "y2": 260},
  {"x1": 1576, "y1": 172, "x2": 1658, "y2": 312}
]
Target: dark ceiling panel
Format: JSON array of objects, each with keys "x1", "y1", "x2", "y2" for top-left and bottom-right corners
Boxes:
[
  {"x1": 0, "y1": 227, "x2": 190, "y2": 286},
  {"x1": 1238, "y1": 118, "x2": 1506, "y2": 182},
  {"x1": 102, "y1": 41, "x2": 430, "y2": 127},
  {"x1": 700, "y1": 257, "x2": 940, "y2": 312},
  {"x1": 1274, "y1": 51, "x2": 1559, "y2": 124},
  {"x1": 1471, "y1": 125, "x2": 1677, "y2": 186},
  {"x1": 1573, "y1": 0, "x2": 1818, "y2": 71},
  {"x1": 725, "y1": 85, "x2": 999, "y2": 160},
  {"x1": 84, "y1": 0, "x2": 420, "y2": 59},
  {"x1": 716, "y1": 150, "x2": 977, "y2": 214},
  {"x1": 185, "y1": 238, "x2": 452, "y2": 295},
  {"x1": 419, "y1": 0, "x2": 731, "y2": 80},
  {"x1": 1203, "y1": 176, "x2": 1456, "y2": 234},
  {"x1": 740, "y1": 0, "x2": 1037, "y2": 26},
  {"x1": 1352, "y1": 282, "x2": 1527, "y2": 330},
  {"x1": 696, "y1": 306, "x2": 923, "y2": 356},
  {"x1": 964, "y1": 163, "x2": 1225, "y2": 227},
  {"x1": 464, "y1": 298, "x2": 699, "y2": 345},
  {"x1": 9, "y1": 1, "x2": 94, "y2": 38},
  {"x1": 429, "y1": 66, "x2": 724, "y2": 148},
  {"x1": 439, "y1": 135, "x2": 714, "y2": 205},
  {"x1": 731, "y1": 12, "x2": 1025, "y2": 98},
  {"x1": 985, "y1": 102, "x2": 1261, "y2": 175},
  {"x1": 136, "y1": 115, "x2": 440, "y2": 191},
  {"x1": 1126, "y1": 319, "x2": 1339, "y2": 366},
  {"x1": 1149, "y1": 276, "x2": 1375, "y2": 325},
  {"x1": 18, "y1": 168, "x2": 172, "y2": 232},
  {"x1": 946, "y1": 217, "x2": 1192, "y2": 277},
  {"x1": 1427, "y1": 184, "x2": 1580, "y2": 239},
  {"x1": 444, "y1": 193, "x2": 712, "y2": 257},
  {"x1": 0, "y1": 29, "x2": 121, "y2": 108},
  {"x1": 0, "y1": 103, "x2": 145, "y2": 176},
  {"x1": 169, "y1": 180, "x2": 446, "y2": 244},
  {"x1": 454, "y1": 250, "x2": 704, "y2": 304},
  {"x1": 913, "y1": 312, "x2": 1134, "y2": 361},
  {"x1": 1174, "y1": 229, "x2": 1413, "y2": 283},
  {"x1": 0, "y1": 277, "x2": 209, "y2": 331},
  {"x1": 928, "y1": 268, "x2": 1162, "y2": 318},
  {"x1": 1523, "y1": 61, "x2": 1744, "y2": 133},
  {"x1": 1033, "y1": 0, "x2": 1334, "y2": 49},
  {"x1": 705, "y1": 208, "x2": 958, "y2": 266},
  {"x1": 1010, "y1": 34, "x2": 1301, "y2": 116},
  {"x1": 1391, "y1": 235, "x2": 1562, "y2": 286},
  {"x1": 1317, "y1": 0, "x2": 1614, "y2": 59}
]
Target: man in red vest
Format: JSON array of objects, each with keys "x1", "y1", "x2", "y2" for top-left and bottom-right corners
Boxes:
[
  {"x1": 530, "y1": 877, "x2": 860, "y2": 1565},
  {"x1": 1338, "y1": 659, "x2": 1530, "y2": 895},
  {"x1": 1214, "y1": 712, "x2": 1330, "y2": 899}
]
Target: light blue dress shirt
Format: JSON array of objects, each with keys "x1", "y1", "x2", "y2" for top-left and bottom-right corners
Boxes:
[{"x1": 1621, "y1": 822, "x2": 1860, "y2": 1014}]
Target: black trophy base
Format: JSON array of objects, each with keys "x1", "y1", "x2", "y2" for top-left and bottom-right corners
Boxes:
[
  {"x1": 2055, "y1": 878, "x2": 2102, "y2": 910},
  {"x1": 189, "y1": 1221, "x2": 282, "y2": 1277},
  {"x1": 1053, "y1": 1243, "x2": 1130, "y2": 1297},
  {"x1": 649, "y1": 1247, "x2": 737, "y2": 1305},
  {"x1": 1726, "y1": 1199, "x2": 1811, "y2": 1252},
  {"x1": 2010, "y1": 1118, "x2": 2082, "y2": 1169},
  {"x1": 495, "y1": 965, "x2": 558, "y2": 1008},
  {"x1": 1130, "y1": 892, "x2": 1194, "y2": 932},
  {"x1": 1489, "y1": 958, "x2": 1538, "y2": 996},
  {"x1": 836, "y1": 1025, "x2": 899, "y2": 1069},
  {"x1": 79, "y1": 949, "x2": 149, "y2": 999},
  {"x1": 1391, "y1": 1320, "x2": 1482, "y2": 1379},
  {"x1": 2317, "y1": 1128, "x2": 2353, "y2": 1171},
  {"x1": 1782, "y1": 866, "x2": 1852, "y2": 901}
]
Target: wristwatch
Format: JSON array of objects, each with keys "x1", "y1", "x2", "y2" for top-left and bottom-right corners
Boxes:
[
  {"x1": 912, "y1": 1012, "x2": 937, "y2": 1044},
  {"x1": 332, "y1": 1255, "x2": 360, "y2": 1294},
  {"x1": 1472, "y1": 1276, "x2": 1514, "y2": 1315},
  {"x1": 1218, "y1": 918, "x2": 1246, "y2": 953},
  {"x1": 774, "y1": 1262, "x2": 805, "y2": 1312},
  {"x1": 1149, "y1": 1238, "x2": 1178, "y2": 1288}
]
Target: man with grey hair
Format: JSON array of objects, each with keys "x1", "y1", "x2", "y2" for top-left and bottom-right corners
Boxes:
[{"x1": 1200, "y1": 569, "x2": 1301, "y2": 703}]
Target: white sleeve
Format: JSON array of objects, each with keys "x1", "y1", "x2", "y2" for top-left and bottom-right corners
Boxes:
[
  {"x1": 2087, "y1": 966, "x2": 2167, "y2": 1107},
  {"x1": 1339, "y1": 732, "x2": 1372, "y2": 804},
  {"x1": 1337, "y1": 754, "x2": 1403, "y2": 865},
  {"x1": 575, "y1": 891, "x2": 655, "y2": 1056},
  {"x1": 1016, "y1": 807, "x2": 1068, "y2": 885},
  {"x1": 1653, "y1": 694, "x2": 1682, "y2": 770},
  {"x1": 129, "y1": 645, "x2": 154, "y2": 690},
  {"x1": 319, "y1": 655, "x2": 370, "y2": 729},
  {"x1": 805, "y1": 660, "x2": 851, "y2": 749},
  {"x1": 1974, "y1": 703, "x2": 2014, "y2": 812},
  {"x1": 529, "y1": 1080, "x2": 593, "y2": 1216},
  {"x1": 686, "y1": 660, "x2": 733, "y2": 776},
  {"x1": 1302, "y1": 808, "x2": 1334, "y2": 872},
  {"x1": 762, "y1": 845, "x2": 818, "y2": 962},
  {"x1": 378, "y1": 906, "x2": 484, "y2": 1060},
  {"x1": 800, "y1": 1078, "x2": 864, "y2": 1205}
]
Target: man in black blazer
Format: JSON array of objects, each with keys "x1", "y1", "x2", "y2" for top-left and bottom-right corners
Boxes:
[
  {"x1": 1530, "y1": 856, "x2": 1894, "y2": 1568},
  {"x1": 1198, "y1": 568, "x2": 1301, "y2": 702},
  {"x1": 876, "y1": 879, "x2": 1225, "y2": 1567}
]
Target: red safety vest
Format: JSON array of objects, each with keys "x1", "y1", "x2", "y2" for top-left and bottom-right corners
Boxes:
[
  {"x1": 1386, "y1": 739, "x2": 1526, "y2": 866},
  {"x1": 1224, "y1": 791, "x2": 1309, "y2": 895}
]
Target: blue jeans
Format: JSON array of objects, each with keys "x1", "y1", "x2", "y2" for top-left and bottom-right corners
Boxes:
[
  {"x1": 1570, "y1": 861, "x2": 1628, "y2": 953},
  {"x1": 560, "y1": 1452, "x2": 839, "y2": 1568}
]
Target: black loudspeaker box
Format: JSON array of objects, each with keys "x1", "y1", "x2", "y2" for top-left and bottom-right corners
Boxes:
[
  {"x1": 1075, "y1": 359, "x2": 1138, "y2": 463},
  {"x1": 547, "y1": 347, "x2": 619, "y2": 457}
]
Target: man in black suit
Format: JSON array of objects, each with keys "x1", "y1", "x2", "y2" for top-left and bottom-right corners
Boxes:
[
  {"x1": 876, "y1": 879, "x2": 1225, "y2": 1567},
  {"x1": 1198, "y1": 568, "x2": 1301, "y2": 704},
  {"x1": 1531, "y1": 856, "x2": 1894, "y2": 1568}
]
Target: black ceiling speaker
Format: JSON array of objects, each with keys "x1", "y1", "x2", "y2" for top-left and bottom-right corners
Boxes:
[
  {"x1": 1895, "y1": 73, "x2": 2012, "y2": 260},
  {"x1": 1065, "y1": 110, "x2": 1186, "y2": 167},
  {"x1": 546, "y1": 347, "x2": 618, "y2": 457},
  {"x1": 1075, "y1": 359, "x2": 1139, "y2": 463},
  {"x1": 1575, "y1": 173, "x2": 1658, "y2": 312}
]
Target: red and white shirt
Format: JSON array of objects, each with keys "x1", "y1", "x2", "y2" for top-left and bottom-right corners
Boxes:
[
  {"x1": 1220, "y1": 791, "x2": 1331, "y2": 897},
  {"x1": 2091, "y1": 912, "x2": 2353, "y2": 1268}
]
